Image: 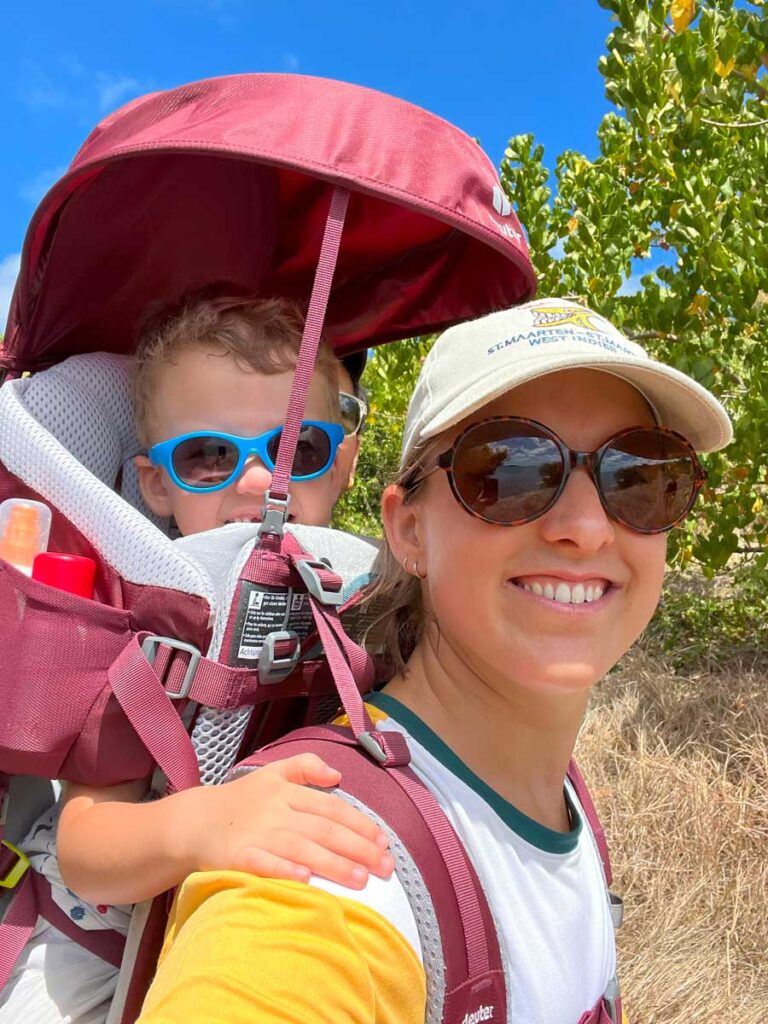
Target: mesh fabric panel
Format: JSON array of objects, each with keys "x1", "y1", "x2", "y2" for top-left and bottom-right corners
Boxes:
[{"x1": 0, "y1": 358, "x2": 211, "y2": 599}]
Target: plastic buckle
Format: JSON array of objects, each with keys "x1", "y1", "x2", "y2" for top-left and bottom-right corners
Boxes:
[
  {"x1": 603, "y1": 976, "x2": 621, "y2": 1024},
  {"x1": 296, "y1": 560, "x2": 343, "y2": 606},
  {"x1": 258, "y1": 493, "x2": 291, "y2": 538},
  {"x1": 0, "y1": 840, "x2": 30, "y2": 889},
  {"x1": 141, "y1": 636, "x2": 202, "y2": 700},
  {"x1": 257, "y1": 631, "x2": 301, "y2": 684},
  {"x1": 609, "y1": 891, "x2": 624, "y2": 930},
  {"x1": 358, "y1": 731, "x2": 387, "y2": 765}
]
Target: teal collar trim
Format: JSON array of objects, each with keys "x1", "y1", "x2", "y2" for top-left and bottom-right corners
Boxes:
[{"x1": 368, "y1": 691, "x2": 582, "y2": 855}]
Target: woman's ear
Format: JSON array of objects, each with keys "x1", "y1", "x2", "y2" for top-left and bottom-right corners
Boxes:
[
  {"x1": 381, "y1": 484, "x2": 425, "y2": 568},
  {"x1": 134, "y1": 455, "x2": 175, "y2": 517}
]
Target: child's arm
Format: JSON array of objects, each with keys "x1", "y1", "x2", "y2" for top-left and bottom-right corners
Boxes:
[{"x1": 57, "y1": 753, "x2": 393, "y2": 907}]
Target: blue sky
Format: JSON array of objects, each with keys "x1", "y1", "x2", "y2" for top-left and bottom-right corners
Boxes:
[{"x1": 1, "y1": 0, "x2": 617, "y2": 326}]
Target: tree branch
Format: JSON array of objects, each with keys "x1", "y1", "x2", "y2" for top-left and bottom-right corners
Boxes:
[
  {"x1": 626, "y1": 330, "x2": 680, "y2": 343},
  {"x1": 701, "y1": 115, "x2": 768, "y2": 128}
]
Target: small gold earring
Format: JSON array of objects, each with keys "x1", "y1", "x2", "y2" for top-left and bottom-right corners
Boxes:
[{"x1": 403, "y1": 556, "x2": 427, "y2": 580}]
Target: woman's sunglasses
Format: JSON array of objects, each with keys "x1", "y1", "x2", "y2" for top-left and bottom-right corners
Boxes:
[
  {"x1": 148, "y1": 420, "x2": 345, "y2": 493},
  {"x1": 339, "y1": 391, "x2": 367, "y2": 436},
  {"x1": 420, "y1": 417, "x2": 706, "y2": 535}
]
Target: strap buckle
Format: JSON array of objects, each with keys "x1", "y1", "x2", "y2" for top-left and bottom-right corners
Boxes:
[
  {"x1": 358, "y1": 731, "x2": 388, "y2": 765},
  {"x1": 609, "y1": 891, "x2": 624, "y2": 930},
  {"x1": 258, "y1": 493, "x2": 291, "y2": 538},
  {"x1": 141, "y1": 635, "x2": 202, "y2": 700},
  {"x1": 258, "y1": 631, "x2": 301, "y2": 684},
  {"x1": 295, "y1": 559, "x2": 343, "y2": 606},
  {"x1": 603, "y1": 976, "x2": 621, "y2": 1024},
  {"x1": 0, "y1": 840, "x2": 30, "y2": 889}
]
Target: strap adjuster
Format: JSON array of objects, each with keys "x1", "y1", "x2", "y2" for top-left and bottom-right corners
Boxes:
[
  {"x1": 0, "y1": 840, "x2": 30, "y2": 889},
  {"x1": 258, "y1": 493, "x2": 291, "y2": 538},
  {"x1": 258, "y1": 631, "x2": 301, "y2": 684},
  {"x1": 141, "y1": 636, "x2": 202, "y2": 700},
  {"x1": 295, "y1": 560, "x2": 343, "y2": 606},
  {"x1": 603, "y1": 976, "x2": 621, "y2": 1024},
  {"x1": 609, "y1": 892, "x2": 624, "y2": 930}
]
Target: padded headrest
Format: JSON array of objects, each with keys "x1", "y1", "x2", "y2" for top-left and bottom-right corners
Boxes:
[{"x1": 19, "y1": 353, "x2": 170, "y2": 532}]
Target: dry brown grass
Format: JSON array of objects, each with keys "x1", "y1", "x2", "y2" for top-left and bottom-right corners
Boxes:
[{"x1": 576, "y1": 651, "x2": 768, "y2": 1023}]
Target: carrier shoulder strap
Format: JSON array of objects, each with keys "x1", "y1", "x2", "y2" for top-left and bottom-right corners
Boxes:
[{"x1": 243, "y1": 723, "x2": 507, "y2": 1024}]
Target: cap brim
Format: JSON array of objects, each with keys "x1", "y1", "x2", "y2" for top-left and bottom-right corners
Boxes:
[{"x1": 421, "y1": 352, "x2": 732, "y2": 453}]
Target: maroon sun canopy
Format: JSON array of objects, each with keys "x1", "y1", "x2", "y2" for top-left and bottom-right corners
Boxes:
[{"x1": 1, "y1": 73, "x2": 536, "y2": 374}]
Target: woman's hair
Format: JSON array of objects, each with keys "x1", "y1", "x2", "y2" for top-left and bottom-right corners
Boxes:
[
  {"x1": 363, "y1": 439, "x2": 441, "y2": 677},
  {"x1": 132, "y1": 289, "x2": 341, "y2": 446}
]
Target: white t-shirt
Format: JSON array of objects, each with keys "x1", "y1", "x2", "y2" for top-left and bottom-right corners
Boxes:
[{"x1": 313, "y1": 692, "x2": 617, "y2": 1024}]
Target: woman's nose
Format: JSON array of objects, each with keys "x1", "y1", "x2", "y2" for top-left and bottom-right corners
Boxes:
[{"x1": 537, "y1": 467, "x2": 615, "y2": 553}]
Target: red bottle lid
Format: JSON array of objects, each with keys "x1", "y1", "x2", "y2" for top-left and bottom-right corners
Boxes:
[{"x1": 32, "y1": 552, "x2": 97, "y2": 599}]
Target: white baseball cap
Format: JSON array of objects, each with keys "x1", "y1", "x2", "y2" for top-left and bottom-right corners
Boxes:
[{"x1": 401, "y1": 298, "x2": 732, "y2": 466}]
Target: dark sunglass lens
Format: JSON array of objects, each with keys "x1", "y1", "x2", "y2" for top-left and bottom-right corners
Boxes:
[
  {"x1": 266, "y1": 425, "x2": 332, "y2": 479},
  {"x1": 172, "y1": 436, "x2": 239, "y2": 489},
  {"x1": 338, "y1": 394, "x2": 361, "y2": 436},
  {"x1": 452, "y1": 421, "x2": 564, "y2": 523},
  {"x1": 599, "y1": 430, "x2": 698, "y2": 531}
]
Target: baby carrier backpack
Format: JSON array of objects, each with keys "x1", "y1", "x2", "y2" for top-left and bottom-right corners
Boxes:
[{"x1": 0, "y1": 73, "x2": 621, "y2": 1023}]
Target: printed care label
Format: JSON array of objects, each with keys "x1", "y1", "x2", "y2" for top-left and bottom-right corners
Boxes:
[{"x1": 229, "y1": 583, "x2": 314, "y2": 667}]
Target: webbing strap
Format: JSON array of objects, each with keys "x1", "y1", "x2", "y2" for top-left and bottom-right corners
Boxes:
[
  {"x1": 567, "y1": 759, "x2": 612, "y2": 887},
  {"x1": 0, "y1": 774, "x2": 8, "y2": 846},
  {"x1": 108, "y1": 636, "x2": 201, "y2": 794},
  {"x1": 295, "y1": 602, "x2": 494, "y2": 981},
  {"x1": 262, "y1": 186, "x2": 350, "y2": 535}
]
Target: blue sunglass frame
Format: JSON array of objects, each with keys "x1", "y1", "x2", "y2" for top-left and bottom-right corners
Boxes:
[{"x1": 148, "y1": 420, "x2": 346, "y2": 494}]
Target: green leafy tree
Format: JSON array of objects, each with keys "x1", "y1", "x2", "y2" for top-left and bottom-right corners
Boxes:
[
  {"x1": 501, "y1": 0, "x2": 768, "y2": 571},
  {"x1": 340, "y1": 0, "x2": 767, "y2": 576}
]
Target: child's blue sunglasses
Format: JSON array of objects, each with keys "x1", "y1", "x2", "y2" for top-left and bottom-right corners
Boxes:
[{"x1": 148, "y1": 421, "x2": 345, "y2": 494}]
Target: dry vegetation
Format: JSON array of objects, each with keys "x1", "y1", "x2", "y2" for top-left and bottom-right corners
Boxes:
[{"x1": 577, "y1": 650, "x2": 768, "y2": 1023}]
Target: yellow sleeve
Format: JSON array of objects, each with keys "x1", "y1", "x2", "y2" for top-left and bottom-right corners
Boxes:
[{"x1": 137, "y1": 871, "x2": 426, "y2": 1024}]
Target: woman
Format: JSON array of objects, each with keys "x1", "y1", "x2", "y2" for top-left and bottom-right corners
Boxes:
[{"x1": 137, "y1": 298, "x2": 732, "y2": 1024}]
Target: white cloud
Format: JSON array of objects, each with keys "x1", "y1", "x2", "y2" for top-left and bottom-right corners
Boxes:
[
  {"x1": 0, "y1": 254, "x2": 22, "y2": 332},
  {"x1": 95, "y1": 73, "x2": 143, "y2": 113},
  {"x1": 18, "y1": 165, "x2": 68, "y2": 205}
]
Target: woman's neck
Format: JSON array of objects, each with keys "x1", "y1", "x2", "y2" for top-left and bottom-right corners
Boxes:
[{"x1": 382, "y1": 632, "x2": 591, "y2": 834}]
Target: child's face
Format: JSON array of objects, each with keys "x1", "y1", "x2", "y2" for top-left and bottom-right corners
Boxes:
[{"x1": 135, "y1": 346, "x2": 345, "y2": 535}]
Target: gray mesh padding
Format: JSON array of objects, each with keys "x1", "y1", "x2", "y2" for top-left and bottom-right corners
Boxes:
[
  {"x1": 0, "y1": 357, "x2": 211, "y2": 599},
  {"x1": 190, "y1": 525, "x2": 379, "y2": 785},
  {"x1": 336, "y1": 789, "x2": 446, "y2": 1024},
  {"x1": 16, "y1": 353, "x2": 168, "y2": 531},
  {"x1": 223, "y1": 769, "x2": 447, "y2": 1022}
]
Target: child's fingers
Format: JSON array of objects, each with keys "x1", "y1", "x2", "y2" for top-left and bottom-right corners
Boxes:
[
  {"x1": 290, "y1": 785, "x2": 390, "y2": 847},
  {"x1": 236, "y1": 848, "x2": 312, "y2": 884},
  {"x1": 267, "y1": 753, "x2": 342, "y2": 788},
  {"x1": 251, "y1": 833, "x2": 380, "y2": 890},
  {"x1": 279, "y1": 816, "x2": 395, "y2": 879}
]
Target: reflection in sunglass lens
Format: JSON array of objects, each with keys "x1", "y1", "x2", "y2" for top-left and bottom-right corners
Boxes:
[
  {"x1": 598, "y1": 430, "x2": 697, "y2": 532},
  {"x1": 172, "y1": 436, "x2": 239, "y2": 489},
  {"x1": 452, "y1": 421, "x2": 565, "y2": 524},
  {"x1": 266, "y1": 424, "x2": 332, "y2": 479},
  {"x1": 338, "y1": 393, "x2": 364, "y2": 436}
]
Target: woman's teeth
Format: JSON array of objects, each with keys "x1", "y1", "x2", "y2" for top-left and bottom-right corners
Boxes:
[{"x1": 519, "y1": 580, "x2": 605, "y2": 604}]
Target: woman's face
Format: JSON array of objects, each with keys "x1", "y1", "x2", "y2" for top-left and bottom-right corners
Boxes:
[{"x1": 401, "y1": 368, "x2": 668, "y2": 696}]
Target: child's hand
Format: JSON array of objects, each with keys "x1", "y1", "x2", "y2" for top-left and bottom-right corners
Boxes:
[{"x1": 175, "y1": 753, "x2": 395, "y2": 890}]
